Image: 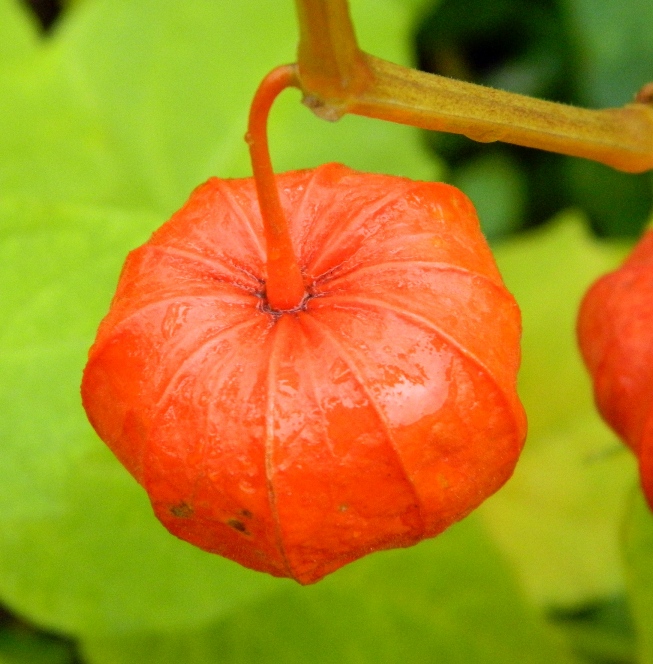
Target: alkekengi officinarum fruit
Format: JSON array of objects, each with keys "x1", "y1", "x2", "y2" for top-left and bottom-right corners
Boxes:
[
  {"x1": 81, "y1": 66, "x2": 526, "y2": 584},
  {"x1": 81, "y1": 163, "x2": 526, "y2": 583},
  {"x1": 578, "y1": 230, "x2": 653, "y2": 512}
]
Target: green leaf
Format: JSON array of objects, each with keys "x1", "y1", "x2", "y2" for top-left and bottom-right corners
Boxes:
[
  {"x1": 79, "y1": 516, "x2": 578, "y2": 664},
  {"x1": 0, "y1": 0, "x2": 438, "y2": 211},
  {"x1": 0, "y1": 60, "x2": 129, "y2": 207},
  {"x1": 0, "y1": 0, "x2": 38, "y2": 67},
  {"x1": 47, "y1": 0, "x2": 438, "y2": 214},
  {"x1": 479, "y1": 216, "x2": 638, "y2": 606},
  {"x1": 624, "y1": 492, "x2": 653, "y2": 664}
]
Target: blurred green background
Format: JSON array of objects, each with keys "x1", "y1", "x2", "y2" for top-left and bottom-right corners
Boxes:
[{"x1": 0, "y1": 0, "x2": 652, "y2": 662}]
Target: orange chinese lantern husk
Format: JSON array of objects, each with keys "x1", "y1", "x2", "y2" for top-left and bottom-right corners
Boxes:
[
  {"x1": 82, "y1": 163, "x2": 527, "y2": 584},
  {"x1": 578, "y1": 230, "x2": 653, "y2": 511}
]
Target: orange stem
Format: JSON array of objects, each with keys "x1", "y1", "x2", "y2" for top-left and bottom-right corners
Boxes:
[{"x1": 247, "y1": 65, "x2": 306, "y2": 312}]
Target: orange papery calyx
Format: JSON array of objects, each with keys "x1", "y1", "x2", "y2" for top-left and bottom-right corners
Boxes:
[
  {"x1": 578, "y1": 231, "x2": 653, "y2": 511},
  {"x1": 81, "y1": 65, "x2": 527, "y2": 584}
]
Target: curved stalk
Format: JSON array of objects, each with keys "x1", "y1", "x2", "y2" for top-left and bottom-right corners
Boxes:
[{"x1": 247, "y1": 65, "x2": 306, "y2": 312}]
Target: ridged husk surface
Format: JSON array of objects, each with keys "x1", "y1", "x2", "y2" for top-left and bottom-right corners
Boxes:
[
  {"x1": 578, "y1": 230, "x2": 653, "y2": 512},
  {"x1": 82, "y1": 163, "x2": 526, "y2": 583}
]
